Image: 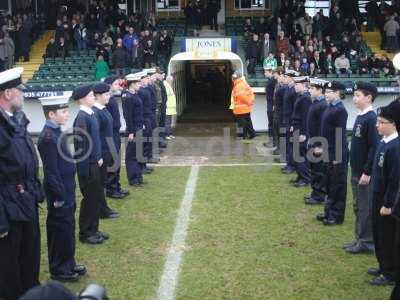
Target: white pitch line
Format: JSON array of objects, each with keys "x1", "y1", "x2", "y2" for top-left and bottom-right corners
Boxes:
[
  {"x1": 152, "y1": 162, "x2": 285, "y2": 167},
  {"x1": 156, "y1": 165, "x2": 200, "y2": 300}
]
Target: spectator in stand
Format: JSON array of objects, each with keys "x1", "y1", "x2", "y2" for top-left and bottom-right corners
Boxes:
[
  {"x1": 112, "y1": 38, "x2": 129, "y2": 76},
  {"x1": 95, "y1": 54, "x2": 110, "y2": 80},
  {"x1": 101, "y1": 31, "x2": 114, "y2": 53},
  {"x1": 74, "y1": 23, "x2": 88, "y2": 52},
  {"x1": 57, "y1": 36, "x2": 68, "y2": 59},
  {"x1": 384, "y1": 16, "x2": 400, "y2": 52},
  {"x1": 369, "y1": 53, "x2": 383, "y2": 75},
  {"x1": 308, "y1": 62, "x2": 318, "y2": 76},
  {"x1": 143, "y1": 39, "x2": 156, "y2": 68},
  {"x1": 55, "y1": 19, "x2": 64, "y2": 42},
  {"x1": 276, "y1": 31, "x2": 290, "y2": 57},
  {"x1": 44, "y1": 37, "x2": 58, "y2": 59},
  {"x1": 335, "y1": 53, "x2": 352, "y2": 75},
  {"x1": 263, "y1": 53, "x2": 278, "y2": 70},
  {"x1": 0, "y1": 31, "x2": 6, "y2": 71},
  {"x1": 3, "y1": 31, "x2": 15, "y2": 69},
  {"x1": 262, "y1": 33, "x2": 276, "y2": 59},
  {"x1": 277, "y1": 52, "x2": 286, "y2": 67},
  {"x1": 300, "y1": 57, "x2": 310, "y2": 74},
  {"x1": 246, "y1": 34, "x2": 262, "y2": 75},
  {"x1": 15, "y1": 22, "x2": 31, "y2": 62},
  {"x1": 324, "y1": 53, "x2": 335, "y2": 74},
  {"x1": 366, "y1": 0, "x2": 380, "y2": 31},
  {"x1": 243, "y1": 18, "x2": 255, "y2": 39},
  {"x1": 271, "y1": 17, "x2": 286, "y2": 40},
  {"x1": 255, "y1": 17, "x2": 268, "y2": 36},
  {"x1": 157, "y1": 30, "x2": 172, "y2": 70}
]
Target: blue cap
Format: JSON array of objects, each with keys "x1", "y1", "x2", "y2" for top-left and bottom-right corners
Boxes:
[
  {"x1": 104, "y1": 75, "x2": 119, "y2": 85},
  {"x1": 93, "y1": 83, "x2": 111, "y2": 94},
  {"x1": 72, "y1": 84, "x2": 93, "y2": 100}
]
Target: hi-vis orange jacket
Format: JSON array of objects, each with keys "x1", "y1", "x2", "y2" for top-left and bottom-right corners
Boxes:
[{"x1": 229, "y1": 77, "x2": 255, "y2": 115}]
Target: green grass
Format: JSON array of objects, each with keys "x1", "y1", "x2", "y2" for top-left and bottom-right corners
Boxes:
[
  {"x1": 176, "y1": 166, "x2": 390, "y2": 300},
  {"x1": 38, "y1": 167, "x2": 190, "y2": 299}
]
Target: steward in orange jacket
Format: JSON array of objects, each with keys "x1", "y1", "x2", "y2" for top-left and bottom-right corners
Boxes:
[{"x1": 230, "y1": 71, "x2": 256, "y2": 140}]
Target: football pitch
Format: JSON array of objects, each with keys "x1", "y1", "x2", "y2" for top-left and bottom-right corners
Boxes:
[{"x1": 38, "y1": 165, "x2": 391, "y2": 300}]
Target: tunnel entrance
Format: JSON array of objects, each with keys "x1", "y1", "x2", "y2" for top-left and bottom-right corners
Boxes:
[{"x1": 179, "y1": 60, "x2": 233, "y2": 123}]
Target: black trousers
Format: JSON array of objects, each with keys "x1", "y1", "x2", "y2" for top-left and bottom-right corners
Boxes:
[
  {"x1": 272, "y1": 115, "x2": 281, "y2": 149},
  {"x1": 78, "y1": 163, "x2": 101, "y2": 238},
  {"x1": 285, "y1": 126, "x2": 295, "y2": 169},
  {"x1": 99, "y1": 154, "x2": 113, "y2": 217},
  {"x1": 267, "y1": 110, "x2": 274, "y2": 138},
  {"x1": 236, "y1": 113, "x2": 256, "y2": 139},
  {"x1": 294, "y1": 140, "x2": 311, "y2": 183},
  {"x1": 0, "y1": 220, "x2": 41, "y2": 300},
  {"x1": 106, "y1": 133, "x2": 122, "y2": 194},
  {"x1": 324, "y1": 162, "x2": 348, "y2": 222},
  {"x1": 392, "y1": 221, "x2": 400, "y2": 299},
  {"x1": 126, "y1": 138, "x2": 143, "y2": 184},
  {"x1": 47, "y1": 206, "x2": 76, "y2": 276},
  {"x1": 210, "y1": 14, "x2": 218, "y2": 30},
  {"x1": 247, "y1": 58, "x2": 257, "y2": 74},
  {"x1": 310, "y1": 160, "x2": 327, "y2": 201},
  {"x1": 372, "y1": 192, "x2": 397, "y2": 278}
]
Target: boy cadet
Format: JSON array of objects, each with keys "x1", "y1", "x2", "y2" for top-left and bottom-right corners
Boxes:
[
  {"x1": 304, "y1": 78, "x2": 328, "y2": 205},
  {"x1": 264, "y1": 67, "x2": 277, "y2": 148},
  {"x1": 344, "y1": 82, "x2": 379, "y2": 254},
  {"x1": 281, "y1": 70, "x2": 298, "y2": 173},
  {"x1": 0, "y1": 67, "x2": 44, "y2": 300},
  {"x1": 138, "y1": 70, "x2": 155, "y2": 174},
  {"x1": 272, "y1": 69, "x2": 286, "y2": 156},
  {"x1": 316, "y1": 81, "x2": 349, "y2": 226},
  {"x1": 72, "y1": 84, "x2": 108, "y2": 245},
  {"x1": 104, "y1": 75, "x2": 129, "y2": 199},
  {"x1": 92, "y1": 83, "x2": 120, "y2": 220},
  {"x1": 123, "y1": 72, "x2": 145, "y2": 186},
  {"x1": 367, "y1": 103, "x2": 400, "y2": 286},
  {"x1": 37, "y1": 95, "x2": 87, "y2": 282},
  {"x1": 291, "y1": 75, "x2": 312, "y2": 187}
]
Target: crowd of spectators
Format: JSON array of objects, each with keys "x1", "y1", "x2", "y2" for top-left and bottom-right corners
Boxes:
[
  {"x1": 43, "y1": 3, "x2": 173, "y2": 79},
  {"x1": 245, "y1": 0, "x2": 398, "y2": 77},
  {"x1": 0, "y1": 12, "x2": 46, "y2": 71}
]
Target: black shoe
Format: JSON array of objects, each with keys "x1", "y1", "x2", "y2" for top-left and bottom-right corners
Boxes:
[
  {"x1": 51, "y1": 272, "x2": 80, "y2": 282},
  {"x1": 73, "y1": 264, "x2": 87, "y2": 276},
  {"x1": 370, "y1": 274, "x2": 395, "y2": 286},
  {"x1": 263, "y1": 141, "x2": 274, "y2": 148},
  {"x1": 304, "y1": 195, "x2": 312, "y2": 201},
  {"x1": 272, "y1": 149, "x2": 280, "y2": 155},
  {"x1": 148, "y1": 158, "x2": 160, "y2": 164},
  {"x1": 323, "y1": 218, "x2": 342, "y2": 226},
  {"x1": 367, "y1": 267, "x2": 381, "y2": 277},
  {"x1": 79, "y1": 235, "x2": 104, "y2": 245},
  {"x1": 143, "y1": 168, "x2": 154, "y2": 175},
  {"x1": 305, "y1": 197, "x2": 324, "y2": 205},
  {"x1": 100, "y1": 211, "x2": 120, "y2": 219},
  {"x1": 159, "y1": 142, "x2": 167, "y2": 148},
  {"x1": 96, "y1": 231, "x2": 110, "y2": 240},
  {"x1": 130, "y1": 181, "x2": 144, "y2": 187},
  {"x1": 119, "y1": 188, "x2": 130, "y2": 196},
  {"x1": 345, "y1": 242, "x2": 374, "y2": 254},
  {"x1": 316, "y1": 213, "x2": 326, "y2": 222},
  {"x1": 293, "y1": 180, "x2": 309, "y2": 188},
  {"x1": 289, "y1": 177, "x2": 300, "y2": 184},
  {"x1": 282, "y1": 168, "x2": 295, "y2": 174},
  {"x1": 343, "y1": 241, "x2": 358, "y2": 250},
  {"x1": 106, "y1": 191, "x2": 125, "y2": 199}
]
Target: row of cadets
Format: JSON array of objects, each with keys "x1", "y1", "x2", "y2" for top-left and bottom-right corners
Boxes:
[
  {"x1": 92, "y1": 82, "x2": 120, "y2": 219},
  {"x1": 281, "y1": 69, "x2": 298, "y2": 174},
  {"x1": 37, "y1": 95, "x2": 87, "y2": 282},
  {"x1": 316, "y1": 81, "x2": 349, "y2": 226},
  {"x1": 72, "y1": 85, "x2": 110, "y2": 245},
  {"x1": 304, "y1": 78, "x2": 328, "y2": 205},
  {"x1": 123, "y1": 71, "x2": 146, "y2": 186},
  {"x1": 104, "y1": 75, "x2": 130, "y2": 199},
  {"x1": 0, "y1": 67, "x2": 44, "y2": 300},
  {"x1": 290, "y1": 75, "x2": 312, "y2": 187}
]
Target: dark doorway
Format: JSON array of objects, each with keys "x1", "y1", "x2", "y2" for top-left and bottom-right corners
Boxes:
[{"x1": 179, "y1": 60, "x2": 233, "y2": 124}]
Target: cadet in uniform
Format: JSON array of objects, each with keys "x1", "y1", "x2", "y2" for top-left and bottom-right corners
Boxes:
[
  {"x1": 0, "y1": 67, "x2": 44, "y2": 300},
  {"x1": 290, "y1": 75, "x2": 312, "y2": 187},
  {"x1": 316, "y1": 81, "x2": 349, "y2": 226},
  {"x1": 37, "y1": 95, "x2": 86, "y2": 282},
  {"x1": 304, "y1": 78, "x2": 328, "y2": 205},
  {"x1": 138, "y1": 71, "x2": 155, "y2": 174},
  {"x1": 156, "y1": 68, "x2": 168, "y2": 149},
  {"x1": 72, "y1": 84, "x2": 108, "y2": 245},
  {"x1": 104, "y1": 75, "x2": 129, "y2": 199},
  {"x1": 272, "y1": 69, "x2": 286, "y2": 156},
  {"x1": 344, "y1": 82, "x2": 379, "y2": 254},
  {"x1": 281, "y1": 70, "x2": 298, "y2": 173},
  {"x1": 92, "y1": 83, "x2": 120, "y2": 220},
  {"x1": 368, "y1": 104, "x2": 400, "y2": 286},
  {"x1": 123, "y1": 72, "x2": 145, "y2": 186},
  {"x1": 264, "y1": 67, "x2": 277, "y2": 148}
]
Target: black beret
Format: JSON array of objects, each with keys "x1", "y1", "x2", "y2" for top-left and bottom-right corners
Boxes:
[
  {"x1": 325, "y1": 81, "x2": 346, "y2": 91},
  {"x1": 354, "y1": 81, "x2": 378, "y2": 99},
  {"x1": 93, "y1": 82, "x2": 111, "y2": 94},
  {"x1": 72, "y1": 84, "x2": 93, "y2": 100},
  {"x1": 104, "y1": 75, "x2": 119, "y2": 85}
]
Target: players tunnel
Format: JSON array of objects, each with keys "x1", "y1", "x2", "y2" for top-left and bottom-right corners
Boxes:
[{"x1": 168, "y1": 51, "x2": 244, "y2": 124}]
